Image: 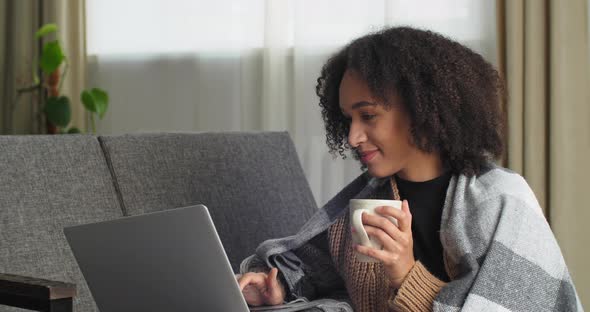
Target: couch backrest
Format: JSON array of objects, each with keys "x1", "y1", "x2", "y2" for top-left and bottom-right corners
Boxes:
[
  {"x1": 99, "y1": 132, "x2": 318, "y2": 271},
  {"x1": 0, "y1": 135, "x2": 124, "y2": 312}
]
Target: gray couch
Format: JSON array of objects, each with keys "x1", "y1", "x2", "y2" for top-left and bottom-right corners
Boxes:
[{"x1": 0, "y1": 132, "x2": 318, "y2": 311}]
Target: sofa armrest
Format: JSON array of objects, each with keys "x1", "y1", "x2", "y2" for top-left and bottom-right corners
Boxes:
[{"x1": 0, "y1": 273, "x2": 76, "y2": 312}]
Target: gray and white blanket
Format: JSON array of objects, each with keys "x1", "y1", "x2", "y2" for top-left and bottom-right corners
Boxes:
[{"x1": 241, "y1": 164, "x2": 584, "y2": 311}]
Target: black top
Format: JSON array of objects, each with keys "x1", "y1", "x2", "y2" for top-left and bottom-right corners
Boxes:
[{"x1": 394, "y1": 172, "x2": 452, "y2": 282}]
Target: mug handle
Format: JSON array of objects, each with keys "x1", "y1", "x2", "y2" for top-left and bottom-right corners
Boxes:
[{"x1": 352, "y1": 209, "x2": 372, "y2": 247}]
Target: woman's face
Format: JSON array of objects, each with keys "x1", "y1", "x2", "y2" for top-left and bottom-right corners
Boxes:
[{"x1": 339, "y1": 70, "x2": 418, "y2": 178}]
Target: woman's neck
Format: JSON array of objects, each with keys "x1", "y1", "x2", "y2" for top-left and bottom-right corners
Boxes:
[{"x1": 396, "y1": 151, "x2": 444, "y2": 182}]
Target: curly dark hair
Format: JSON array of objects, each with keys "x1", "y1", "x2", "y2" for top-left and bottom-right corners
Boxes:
[{"x1": 316, "y1": 26, "x2": 505, "y2": 176}]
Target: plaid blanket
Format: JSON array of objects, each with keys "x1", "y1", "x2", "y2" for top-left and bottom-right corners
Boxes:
[{"x1": 241, "y1": 164, "x2": 584, "y2": 311}]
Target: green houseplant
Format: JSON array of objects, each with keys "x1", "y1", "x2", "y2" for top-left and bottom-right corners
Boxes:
[{"x1": 16, "y1": 23, "x2": 109, "y2": 134}]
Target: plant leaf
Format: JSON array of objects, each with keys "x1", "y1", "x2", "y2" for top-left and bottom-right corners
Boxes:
[
  {"x1": 40, "y1": 41, "x2": 65, "y2": 75},
  {"x1": 90, "y1": 88, "x2": 109, "y2": 119},
  {"x1": 81, "y1": 90, "x2": 96, "y2": 112},
  {"x1": 44, "y1": 96, "x2": 71, "y2": 128},
  {"x1": 35, "y1": 23, "x2": 58, "y2": 39},
  {"x1": 67, "y1": 127, "x2": 81, "y2": 134},
  {"x1": 32, "y1": 60, "x2": 40, "y2": 85}
]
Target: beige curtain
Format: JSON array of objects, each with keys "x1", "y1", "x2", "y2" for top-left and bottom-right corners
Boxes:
[
  {"x1": 0, "y1": 0, "x2": 40, "y2": 134},
  {"x1": 498, "y1": 0, "x2": 590, "y2": 306},
  {"x1": 0, "y1": 0, "x2": 87, "y2": 134}
]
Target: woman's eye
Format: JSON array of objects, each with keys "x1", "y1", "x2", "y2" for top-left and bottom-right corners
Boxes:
[{"x1": 361, "y1": 114, "x2": 376, "y2": 121}]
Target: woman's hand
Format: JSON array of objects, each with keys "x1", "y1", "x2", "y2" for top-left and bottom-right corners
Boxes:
[
  {"x1": 237, "y1": 268, "x2": 286, "y2": 306},
  {"x1": 354, "y1": 199, "x2": 415, "y2": 289}
]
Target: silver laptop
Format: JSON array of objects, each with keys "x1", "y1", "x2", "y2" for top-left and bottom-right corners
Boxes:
[{"x1": 64, "y1": 205, "x2": 251, "y2": 312}]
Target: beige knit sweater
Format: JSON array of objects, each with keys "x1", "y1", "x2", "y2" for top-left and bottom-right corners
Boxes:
[{"x1": 327, "y1": 177, "x2": 447, "y2": 312}]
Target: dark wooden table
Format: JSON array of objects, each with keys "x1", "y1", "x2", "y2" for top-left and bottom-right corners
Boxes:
[{"x1": 0, "y1": 273, "x2": 76, "y2": 312}]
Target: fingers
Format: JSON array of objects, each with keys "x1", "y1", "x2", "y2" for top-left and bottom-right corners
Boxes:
[
  {"x1": 354, "y1": 243, "x2": 391, "y2": 262},
  {"x1": 238, "y1": 272, "x2": 266, "y2": 291},
  {"x1": 398, "y1": 200, "x2": 412, "y2": 232},
  {"x1": 366, "y1": 201, "x2": 412, "y2": 233},
  {"x1": 363, "y1": 224, "x2": 403, "y2": 251},
  {"x1": 354, "y1": 232, "x2": 409, "y2": 266},
  {"x1": 360, "y1": 201, "x2": 413, "y2": 258},
  {"x1": 268, "y1": 267, "x2": 278, "y2": 283},
  {"x1": 355, "y1": 201, "x2": 416, "y2": 283},
  {"x1": 264, "y1": 268, "x2": 285, "y2": 305},
  {"x1": 266, "y1": 268, "x2": 279, "y2": 295}
]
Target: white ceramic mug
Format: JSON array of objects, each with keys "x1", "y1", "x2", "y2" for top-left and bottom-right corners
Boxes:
[{"x1": 349, "y1": 199, "x2": 402, "y2": 262}]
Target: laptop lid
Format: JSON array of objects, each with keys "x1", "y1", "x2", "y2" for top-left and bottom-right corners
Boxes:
[{"x1": 64, "y1": 205, "x2": 250, "y2": 312}]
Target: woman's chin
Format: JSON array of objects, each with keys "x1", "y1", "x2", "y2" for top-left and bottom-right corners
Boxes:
[
  {"x1": 366, "y1": 166, "x2": 391, "y2": 178},
  {"x1": 366, "y1": 161, "x2": 401, "y2": 178}
]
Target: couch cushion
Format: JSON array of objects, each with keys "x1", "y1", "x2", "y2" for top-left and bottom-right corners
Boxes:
[
  {"x1": 99, "y1": 132, "x2": 318, "y2": 271},
  {"x1": 0, "y1": 135, "x2": 124, "y2": 312}
]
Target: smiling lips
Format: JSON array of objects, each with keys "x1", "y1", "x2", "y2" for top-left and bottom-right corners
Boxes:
[{"x1": 360, "y1": 150, "x2": 379, "y2": 163}]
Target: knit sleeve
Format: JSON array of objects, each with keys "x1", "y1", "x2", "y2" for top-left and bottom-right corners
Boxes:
[{"x1": 388, "y1": 261, "x2": 447, "y2": 312}]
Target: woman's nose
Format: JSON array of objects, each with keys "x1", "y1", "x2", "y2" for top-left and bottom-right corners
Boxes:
[{"x1": 348, "y1": 121, "x2": 366, "y2": 148}]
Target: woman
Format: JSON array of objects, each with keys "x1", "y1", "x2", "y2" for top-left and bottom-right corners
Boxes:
[{"x1": 237, "y1": 27, "x2": 582, "y2": 311}]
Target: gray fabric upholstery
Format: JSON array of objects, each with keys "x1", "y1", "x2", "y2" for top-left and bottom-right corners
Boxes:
[
  {"x1": 0, "y1": 135, "x2": 124, "y2": 312},
  {"x1": 99, "y1": 132, "x2": 317, "y2": 271},
  {"x1": 1, "y1": 132, "x2": 316, "y2": 311}
]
